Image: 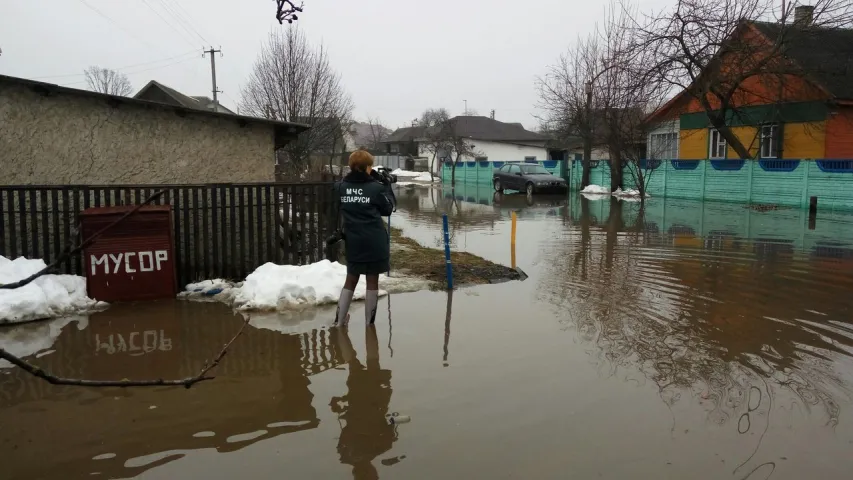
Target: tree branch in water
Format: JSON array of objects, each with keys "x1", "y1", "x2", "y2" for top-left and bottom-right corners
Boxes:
[{"x1": 0, "y1": 317, "x2": 250, "y2": 388}]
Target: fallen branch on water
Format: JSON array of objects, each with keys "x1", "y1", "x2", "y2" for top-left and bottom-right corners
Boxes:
[
  {"x1": 0, "y1": 316, "x2": 250, "y2": 388},
  {"x1": 0, "y1": 190, "x2": 166, "y2": 290}
]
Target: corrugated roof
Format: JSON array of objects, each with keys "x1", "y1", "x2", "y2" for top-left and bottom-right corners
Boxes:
[
  {"x1": 135, "y1": 80, "x2": 204, "y2": 109},
  {"x1": 385, "y1": 126, "x2": 426, "y2": 143},
  {"x1": 450, "y1": 116, "x2": 547, "y2": 142},
  {"x1": 385, "y1": 116, "x2": 546, "y2": 144},
  {"x1": 753, "y1": 22, "x2": 853, "y2": 99}
]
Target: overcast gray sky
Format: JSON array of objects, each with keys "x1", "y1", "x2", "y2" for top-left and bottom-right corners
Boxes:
[{"x1": 1, "y1": 0, "x2": 666, "y2": 130}]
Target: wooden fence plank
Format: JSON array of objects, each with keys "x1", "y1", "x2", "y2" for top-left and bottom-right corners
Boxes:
[
  {"x1": 211, "y1": 185, "x2": 219, "y2": 278},
  {"x1": 202, "y1": 187, "x2": 210, "y2": 280},
  {"x1": 247, "y1": 186, "x2": 255, "y2": 271},
  {"x1": 229, "y1": 185, "x2": 237, "y2": 279},
  {"x1": 61, "y1": 189, "x2": 70, "y2": 273},
  {"x1": 0, "y1": 191, "x2": 5, "y2": 255}
]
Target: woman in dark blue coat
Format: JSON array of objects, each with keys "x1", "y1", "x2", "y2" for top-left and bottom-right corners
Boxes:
[{"x1": 333, "y1": 150, "x2": 394, "y2": 326}]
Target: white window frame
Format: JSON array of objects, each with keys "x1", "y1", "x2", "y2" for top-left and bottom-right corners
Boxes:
[
  {"x1": 649, "y1": 132, "x2": 679, "y2": 160},
  {"x1": 390, "y1": 143, "x2": 399, "y2": 154},
  {"x1": 760, "y1": 124, "x2": 779, "y2": 159},
  {"x1": 709, "y1": 129, "x2": 727, "y2": 159}
]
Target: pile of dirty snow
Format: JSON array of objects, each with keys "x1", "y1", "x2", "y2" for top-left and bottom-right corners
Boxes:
[
  {"x1": 0, "y1": 256, "x2": 106, "y2": 325},
  {"x1": 580, "y1": 184, "x2": 610, "y2": 195},
  {"x1": 612, "y1": 188, "x2": 649, "y2": 202},
  {"x1": 180, "y1": 260, "x2": 431, "y2": 312},
  {"x1": 390, "y1": 169, "x2": 439, "y2": 182},
  {"x1": 579, "y1": 185, "x2": 649, "y2": 202},
  {"x1": 390, "y1": 168, "x2": 422, "y2": 178}
]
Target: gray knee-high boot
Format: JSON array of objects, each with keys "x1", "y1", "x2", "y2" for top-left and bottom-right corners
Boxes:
[
  {"x1": 335, "y1": 288, "x2": 354, "y2": 326},
  {"x1": 365, "y1": 290, "x2": 379, "y2": 325}
]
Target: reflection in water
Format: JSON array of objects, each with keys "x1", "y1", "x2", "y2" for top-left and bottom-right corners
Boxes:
[
  {"x1": 0, "y1": 302, "x2": 339, "y2": 479},
  {"x1": 330, "y1": 326, "x2": 396, "y2": 480},
  {"x1": 539, "y1": 196, "x2": 853, "y2": 471},
  {"x1": 443, "y1": 291, "x2": 453, "y2": 367}
]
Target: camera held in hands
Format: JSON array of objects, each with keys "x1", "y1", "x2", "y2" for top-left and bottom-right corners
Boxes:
[
  {"x1": 326, "y1": 229, "x2": 345, "y2": 246},
  {"x1": 372, "y1": 166, "x2": 398, "y2": 185}
]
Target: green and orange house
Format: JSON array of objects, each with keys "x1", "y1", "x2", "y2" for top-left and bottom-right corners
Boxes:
[
  {"x1": 640, "y1": 20, "x2": 853, "y2": 209},
  {"x1": 646, "y1": 21, "x2": 853, "y2": 163}
]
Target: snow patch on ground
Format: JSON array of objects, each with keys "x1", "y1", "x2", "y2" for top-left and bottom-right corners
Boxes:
[
  {"x1": 579, "y1": 185, "x2": 648, "y2": 202},
  {"x1": 0, "y1": 316, "x2": 88, "y2": 368},
  {"x1": 581, "y1": 185, "x2": 611, "y2": 195},
  {"x1": 0, "y1": 256, "x2": 107, "y2": 325},
  {"x1": 612, "y1": 188, "x2": 649, "y2": 201},
  {"x1": 391, "y1": 169, "x2": 439, "y2": 182},
  {"x1": 390, "y1": 168, "x2": 422, "y2": 178},
  {"x1": 180, "y1": 260, "x2": 432, "y2": 312}
]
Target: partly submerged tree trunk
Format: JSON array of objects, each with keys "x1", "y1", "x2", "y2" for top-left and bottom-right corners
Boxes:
[
  {"x1": 582, "y1": 138, "x2": 593, "y2": 188},
  {"x1": 605, "y1": 197, "x2": 624, "y2": 271},
  {"x1": 609, "y1": 151, "x2": 624, "y2": 193}
]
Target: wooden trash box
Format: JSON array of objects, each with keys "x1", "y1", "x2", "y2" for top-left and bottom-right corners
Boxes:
[{"x1": 80, "y1": 205, "x2": 177, "y2": 302}]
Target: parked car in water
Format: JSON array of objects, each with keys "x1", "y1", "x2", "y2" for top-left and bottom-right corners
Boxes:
[{"x1": 493, "y1": 163, "x2": 567, "y2": 195}]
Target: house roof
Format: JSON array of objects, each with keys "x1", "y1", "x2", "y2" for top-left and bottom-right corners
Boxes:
[
  {"x1": 450, "y1": 116, "x2": 548, "y2": 142},
  {"x1": 385, "y1": 126, "x2": 426, "y2": 143},
  {"x1": 385, "y1": 116, "x2": 547, "y2": 144},
  {"x1": 192, "y1": 95, "x2": 236, "y2": 114},
  {"x1": 1, "y1": 74, "x2": 309, "y2": 149},
  {"x1": 135, "y1": 80, "x2": 205, "y2": 109},
  {"x1": 648, "y1": 22, "x2": 853, "y2": 123},
  {"x1": 134, "y1": 81, "x2": 236, "y2": 114},
  {"x1": 349, "y1": 121, "x2": 392, "y2": 148},
  {"x1": 752, "y1": 22, "x2": 853, "y2": 99}
]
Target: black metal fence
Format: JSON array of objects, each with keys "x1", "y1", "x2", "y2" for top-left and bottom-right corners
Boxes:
[{"x1": 0, "y1": 183, "x2": 336, "y2": 286}]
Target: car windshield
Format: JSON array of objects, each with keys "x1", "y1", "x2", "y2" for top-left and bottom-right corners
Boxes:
[{"x1": 520, "y1": 165, "x2": 550, "y2": 175}]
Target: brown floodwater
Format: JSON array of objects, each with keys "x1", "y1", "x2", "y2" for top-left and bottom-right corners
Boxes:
[{"x1": 2, "y1": 186, "x2": 853, "y2": 479}]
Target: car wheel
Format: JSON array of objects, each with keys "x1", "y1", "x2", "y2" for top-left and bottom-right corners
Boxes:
[
  {"x1": 494, "y1": 179, "x2": 503, "y2": 192},
  {"x1": 526, "y1": 182, "x2": 535, "y2": 195}
]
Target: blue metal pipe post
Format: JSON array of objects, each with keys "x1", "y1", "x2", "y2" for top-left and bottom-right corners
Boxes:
[
  {"x1": 387, "y1": 215, "x2": 392, "y2": 274},
  {"x1": 442, "y1": 214, "x2": 453, "y2": 289}
]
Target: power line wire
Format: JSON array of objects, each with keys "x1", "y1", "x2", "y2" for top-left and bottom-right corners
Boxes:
[
  {"x1": 33, "y1": 50, "x2": 198, "y2": 80},
  {"x1": 76, "y1": 0, "x2": 168, "y2": 54},
  {"x1": 152, "y1": 0, "x2": 207, "y2": 45},
  {"x1": 60, "y1": 55, "x2": 198, "y2": 87},
  {"x1": 170, "y1": 0, "x2": 212, "y2": 43},
  {"x1": 140, "y1": 0, "x2": 200, "y2": 49},
  {"x1": 156, "y1": 0, "x2": 211, "y2": 45}
]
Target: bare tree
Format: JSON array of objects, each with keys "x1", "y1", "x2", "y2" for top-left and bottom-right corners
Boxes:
[
  {"x1": 537, "y1": 34, "x2": 607, "y2": 189},
  {"x1": 240, "y1": 27, "x2": 354, "y2": 177},
  {"x1": 439, "y1": 116, "x2": 483, "y2": 187},
  {"x1": 366, "y1": 116, "x2": 390, "y2": 151},
  {"x1": 418, "y1": 108, "x2": 452, "y2": 182},
  {"x1": 596, "y1": 4, "x2": 671, "y2": 199},
  {"x1": 84, "y1": 66, "x2": 132, "y2": 96},
  {"x1": 634, "y1": 0, "x2": 853, "y2": 159}
]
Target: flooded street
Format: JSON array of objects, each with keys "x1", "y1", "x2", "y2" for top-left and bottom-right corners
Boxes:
[{"x1": 3, "y1": 185, "x2": 853, "y2": 479}]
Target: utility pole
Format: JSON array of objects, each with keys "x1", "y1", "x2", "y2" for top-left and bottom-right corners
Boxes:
[
  {"x1": 202, "y1": 47, "x2": 222, "y2": 110},
  {"x1": 463, "y1": 100, "x2": 468, "y2": 115}
]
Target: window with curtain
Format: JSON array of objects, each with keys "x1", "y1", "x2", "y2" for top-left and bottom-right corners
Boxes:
[
  {"x1": 649, "y1": 132, "x2": 678, "y2": 159},
  {"x1": 760, "y1": 124, "x2": 779, "y2": 159},
  {"x1": 709, "y1": 129, "x2": 727, "y2": 159}
]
